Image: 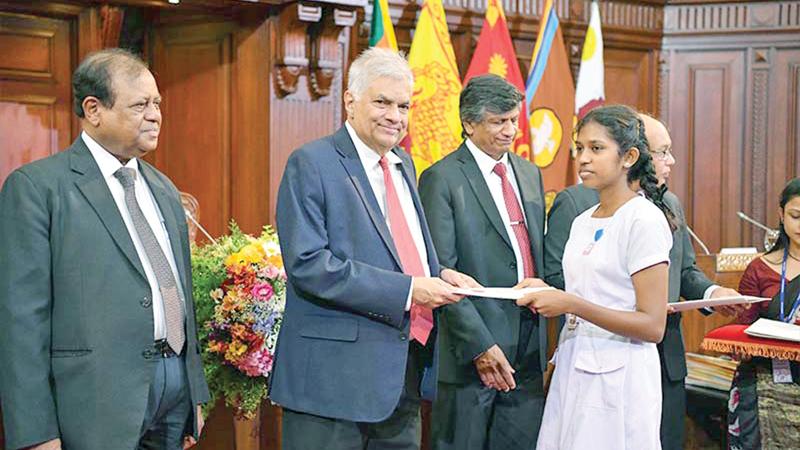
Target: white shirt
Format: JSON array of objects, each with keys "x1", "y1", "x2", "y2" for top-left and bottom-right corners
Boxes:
[
  {"x1": 83, "y1": 131, "x2": 184, "y2": 341},
  {"x1": 465, "y1": 139, "x2": 527, "y2": 282},
  {"x1": 345, "y1": 123, "x2": 430, "y2": 309}
]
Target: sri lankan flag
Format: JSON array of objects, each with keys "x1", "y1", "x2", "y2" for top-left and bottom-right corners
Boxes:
[
  {"x1": 525, "y1": 0, "x2": 575, "y2": 204},
  {"x1": 463, "y1": 0, "x2": 531, "y2": 160},
  {"x1": 403, "y1": 0, "x2": 462, "y2": 174},
  {"x1": 369, "y1": 0, "x2": 398, "y2": 50}
]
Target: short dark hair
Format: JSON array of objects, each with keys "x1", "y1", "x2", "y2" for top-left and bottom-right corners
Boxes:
[
  {"x1": 72, "y1": 48, "x2": 149, "y2": 118},
  {"x1": 459, "y1": 74, "x2": 523, "y2": 138}
]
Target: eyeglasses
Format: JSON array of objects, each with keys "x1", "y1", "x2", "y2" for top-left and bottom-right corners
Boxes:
[{"x1": 652, "y1": 148, "x2": 673, "y2": 161}]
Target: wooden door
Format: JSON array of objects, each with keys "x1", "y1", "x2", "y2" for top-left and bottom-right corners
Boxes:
[{"x1": 0, "y1": 12, "x2": 73, "y2": 186}]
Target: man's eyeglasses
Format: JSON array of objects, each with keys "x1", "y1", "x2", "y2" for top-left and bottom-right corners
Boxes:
[{"x1": 652, "y1": 148, "x2": 673, "y2": 161}]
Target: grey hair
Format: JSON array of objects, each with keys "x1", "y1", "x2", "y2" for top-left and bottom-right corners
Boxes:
[
  {"x1": 459, "y1": 74, "x2": 523, "y2": 135},
  {"x1": 72, "y1": 48, "x2": 149, "y2": 118},
  {"x1": 347, "y1": 47, "x2": 413, "y2": 98}
]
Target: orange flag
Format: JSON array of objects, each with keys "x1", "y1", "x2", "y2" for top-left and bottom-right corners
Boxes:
[
  {"x1": 525, "y1": 0, "x2": 576, "y2": 207},
  {"x1": 403, "y1": 0, "x2": 462, "y2": 174},
  {"x1": 463, "y1": 0, "x2": 531, "y2": 159}
]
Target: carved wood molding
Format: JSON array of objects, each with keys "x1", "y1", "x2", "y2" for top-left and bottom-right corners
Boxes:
[
  {"x1": 664, "y1": 1, "x2": 800, "y2": 34},
  {"x1": 309, "y1": 7, "x2": 356, "y2": 98},
  {"x1": 274, "y1": 2, "x2": 321, "y2": 96},
  {"x1": 274, "y1": 1, "x2": 359, "y2": 98}
]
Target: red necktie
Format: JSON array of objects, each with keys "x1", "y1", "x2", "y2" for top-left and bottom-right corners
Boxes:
[
  {"x1": 492, "y1": 162, "x2": 535, "y2": 278},
  {"x1": 379, "y1": 156, "x2": 433, "y2": 345}
]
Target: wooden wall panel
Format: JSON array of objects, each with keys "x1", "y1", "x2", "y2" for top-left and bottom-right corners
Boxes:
[
  {"x1": 0, "y1": 12, "x2": 72, "y2": 187},
  {"x1": 151, "y1": 22, "x2": 235, "y2": 240},
  {"x1": 604, "y1": 47, "x2": 658, "y2": 113},
  {"x1": 667, "y1": 50, "x2": 746, "y2": 253},
  {"x1": 663, "y1": 1, "x2": 800, "y2": 250}
]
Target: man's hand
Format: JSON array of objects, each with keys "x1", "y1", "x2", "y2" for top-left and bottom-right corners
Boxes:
[
  {"x1": 412, "y1": 277, "x2": 464, "y2": 309},
  {"x1": 474, "y1": 344, "x2": 516, "y2": 392},
  {"x1": 25, "y1": 439, "x2": 62, "y2": 450},
  {"x1": 183, "y1": 405, "x2": 205, "y2": 449},
  {"x1": 440, "y1": 268, "x2": 482, "y2": 289},
  {"x1": 710, "y1": 287, "x2": 749, "y2": 317},
  {"x1": 513, "y1": 278, "x2": 549, "y2": 289}
]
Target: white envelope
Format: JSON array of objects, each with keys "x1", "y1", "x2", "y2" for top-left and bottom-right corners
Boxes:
[
  {"x1": 669, "y1": 295, "x2": 770, "y2": 312},
  {"x1": 451, "y1": 286, "x2": 555, "y2": 300}
]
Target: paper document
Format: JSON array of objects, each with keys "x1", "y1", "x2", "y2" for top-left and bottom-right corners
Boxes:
[
  {"x1": 745, "y1": 318, "x2": 800, "y2": 343},
  {"x1": 451, "y1": 286, "x2": 555, "y2": 300},
  {"x1": 669, "y1": 295, "x2": 770, "y2": 312}
]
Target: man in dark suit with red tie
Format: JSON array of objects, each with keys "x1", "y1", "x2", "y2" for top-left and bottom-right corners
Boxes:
[
  {"x1": 418, "y1": 75, "x2": 548, "y2": 450},
  {"x1": 271, "y1": 47, "x2": 479, "y2": 450}
]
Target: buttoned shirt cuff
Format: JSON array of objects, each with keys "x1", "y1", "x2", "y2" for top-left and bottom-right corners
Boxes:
[
  {"x1": 702, "y1": 284, "x2": 721, "y2": 313},
  {"x1": 406, "y1": 278, "x2": 413, "y2": 311}
]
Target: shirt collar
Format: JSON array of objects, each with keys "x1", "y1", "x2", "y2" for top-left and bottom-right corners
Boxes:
[
  {"x1": 82, "y1": 131, "x2": 140, "y2": 180},
  {"x1": 465, "y1": 138, "x2": 509, "y2": 177},
  {"x1": 345, "y1": 121, "x2": 402, "y2": 169}
]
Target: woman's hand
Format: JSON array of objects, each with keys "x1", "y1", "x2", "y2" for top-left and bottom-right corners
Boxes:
[
  {"x1": 513, "y1": 278, "x2": 549, "y2": 289},
  {"x1": 516, "y1": 290, "x2": 576, "y2": 318}
]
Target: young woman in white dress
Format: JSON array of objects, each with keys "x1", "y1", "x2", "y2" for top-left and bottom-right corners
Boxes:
[{"x1": 517, "y1": 105, "x2": 675, "y2": 450}]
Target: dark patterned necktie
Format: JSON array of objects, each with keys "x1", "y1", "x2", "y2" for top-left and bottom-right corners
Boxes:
[{"x1": 114, "y1": 167, "x2": 185, "y2": 354}]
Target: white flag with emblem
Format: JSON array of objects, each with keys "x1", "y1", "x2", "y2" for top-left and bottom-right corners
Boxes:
[{"x1": 575, "y1": 1, "x2": 604, "y2": 119}]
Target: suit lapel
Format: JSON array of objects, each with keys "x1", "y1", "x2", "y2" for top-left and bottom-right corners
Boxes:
[
  {"x1": 140, "y1": 164, "x2": 189, "y2": 293},
  {"x1": 456, "y1": 146, "x2": 513, "y2": 250},
  {"x1": 334, "y1": 128, "x2": 403, "y2": 270},
  {"x1": 70, "y1": 140, "x2": 147, "y2": 281}
]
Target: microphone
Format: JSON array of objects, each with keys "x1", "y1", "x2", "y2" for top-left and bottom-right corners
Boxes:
[
  {"x1": 685, "y1": 225, "x2": 711, "y2": 256},
  {"x1": 184, "y1": 210, "x2": 219, "y2": 245},
  {"x1": 737, "y1": 211, "x2": 780, "y2": 250},
  {"x1": 737, "y1": 211, "x2": 775, "y2": 233}
]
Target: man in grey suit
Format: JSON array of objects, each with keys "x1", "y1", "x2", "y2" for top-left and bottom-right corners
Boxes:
[
  {"x1": 271, "y1": 48, "x2": 478, "y2": 450},
  {"x1": 543, "y1": 112, "x2": 741, "y2": 450},
  {"x1": 419, "y1": 75, "x2": 548, "y2": 450},
  {"x1": 0, "y1": 49, "x2": 209, "y2": 450}
]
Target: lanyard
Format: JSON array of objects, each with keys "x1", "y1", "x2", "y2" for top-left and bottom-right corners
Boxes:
[{"x1": 778, "y1": 247, "x2": 800, "y2": 322}]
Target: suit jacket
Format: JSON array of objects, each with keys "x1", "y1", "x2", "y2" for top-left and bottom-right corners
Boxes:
[
  {"x1": 543, "y1": 186, "x2": 713, "y2": 382},
  {"x1": 418, "y1": 144, "x2": 548, "y2": 384},
  {"x1": 0, "y1": 138, "x2": 209, "y2": 450},
  {"x1": 270, "y1": 126, "x2": 441, "y2": 423}
]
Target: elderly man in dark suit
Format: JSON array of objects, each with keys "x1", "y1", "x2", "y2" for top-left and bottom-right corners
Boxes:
[
  {"x1": 270, "y1": 47, "x2": 478, "y2": 450},
  {"x1": 543, "y1": 112, "x2": 742, "y2": 450},
  {"x1": 418, "y1": 74, "x2": 548, "y2": 450},
  {"x1": 0, "y1": 49, "x2": 209, "y2": 450}
]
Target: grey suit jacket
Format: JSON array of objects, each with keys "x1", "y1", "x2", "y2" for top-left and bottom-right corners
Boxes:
[
  {"x1": 419, "y1": 144, "x2": 548, "y2": 385},
  {"x1": 543, "y1": 186, "x2": 713, "y2": 382},
  {"x1": 0, "y1": 138, "x2": 209, "y2": 450}
]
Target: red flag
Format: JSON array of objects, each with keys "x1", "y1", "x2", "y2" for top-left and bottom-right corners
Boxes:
[{"x1": 463, "y1": 0, "x2": 531, "y2": 160}]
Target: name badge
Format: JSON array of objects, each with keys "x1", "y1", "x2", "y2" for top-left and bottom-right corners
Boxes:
[{"x1": 772, "y1": 358, "x2": 794, "y2": 384}]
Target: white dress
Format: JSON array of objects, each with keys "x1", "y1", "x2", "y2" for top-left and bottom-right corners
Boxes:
[{"x1": 536, "y1": 196, "x2": 673, "y2": 450}]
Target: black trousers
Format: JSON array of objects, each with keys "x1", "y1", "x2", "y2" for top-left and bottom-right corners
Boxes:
[
  {"x1": 282, "y1": 342, "x2": 425, "y2": 450},
  {"x1": 659, "y1": 366, "x2": 687, "y2": 450}
]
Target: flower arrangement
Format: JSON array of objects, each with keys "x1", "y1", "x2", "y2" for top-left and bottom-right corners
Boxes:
[{"x1": 191, "y1": 222, "x2": 286, "y2": 419}]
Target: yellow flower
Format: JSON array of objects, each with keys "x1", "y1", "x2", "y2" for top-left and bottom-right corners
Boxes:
[{"x1": 225, "y1": 340, "x2": 248, "y2": 361}]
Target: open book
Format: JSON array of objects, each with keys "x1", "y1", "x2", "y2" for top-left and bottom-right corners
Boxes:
[{"x1": 745, "y1": 318, "x2": 800, "y2": 343}]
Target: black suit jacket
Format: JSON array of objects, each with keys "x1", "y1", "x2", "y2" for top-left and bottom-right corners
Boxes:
[
  {"x1": 543, "y1": 185, "x2": 714, "y2": 382},
  {"x1": 419, "y1": 144, "x2": 547, "y2": 385}
]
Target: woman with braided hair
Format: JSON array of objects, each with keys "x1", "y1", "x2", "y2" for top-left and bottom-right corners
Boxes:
[{"x1": 517, "y1": 105, "x2": 674, "y2": 449}]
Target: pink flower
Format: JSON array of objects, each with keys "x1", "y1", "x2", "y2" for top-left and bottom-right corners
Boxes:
[
  {"x1": 251, "y1": 282, "x2": 274, "y2": 301},
  {"x1": 237, "y1": 349, "x2": 274, "y2": 377}
]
